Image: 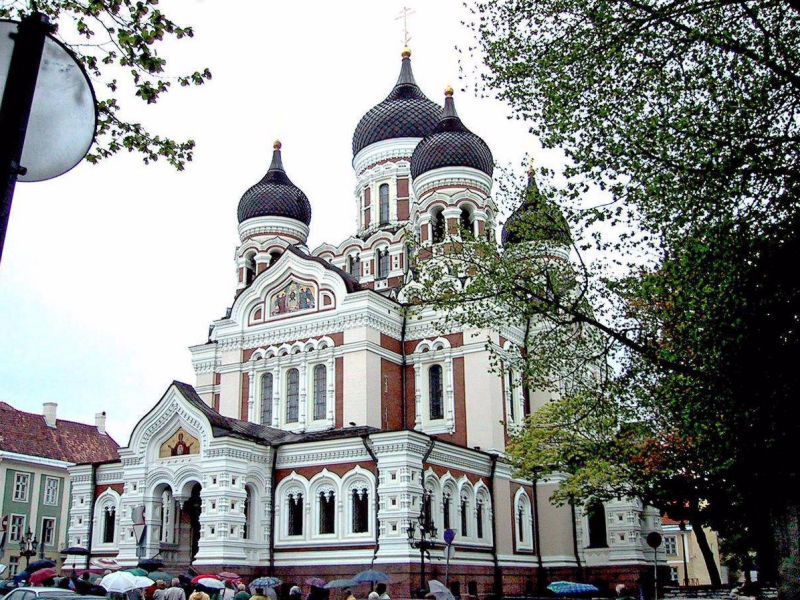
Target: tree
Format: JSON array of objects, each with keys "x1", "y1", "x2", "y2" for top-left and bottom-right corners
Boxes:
[
  {"x1": 0, "y1": 0, "x2": 211, "y2": 170},
  {"x1": 414, "y1": 0, "x2": 800, "y2": 587}
]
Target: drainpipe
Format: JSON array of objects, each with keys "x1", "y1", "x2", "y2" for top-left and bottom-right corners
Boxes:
[
  {"x1": 570, "y1": 501, "x2": 583, "y2": 578},
  {"x1": 488, "y1": 454, "x2": 502, "y2": 599},
  {"x1": 532, "y1": 476, "x2": 544, "y2": 593},
  {"x1": 268, "y1": 447, "x2": 278, "y2": 576},
  {"x1": 400, "y1": 308, "x2": 408, "y2": 429},
  {"x1": 361, "y1": 435, "x2": 380, "y2": 567}
]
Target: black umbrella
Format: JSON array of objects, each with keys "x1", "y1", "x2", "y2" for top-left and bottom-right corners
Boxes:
[
  {"x1": 61, "y1": 546, "x2": 90, "y2": 555},
  {"x1": 137, "y1": 559, "x2": 164, "y2": 572},
  {"x1": 27, "y1": 559, "x2": 56, "y2": 571}
]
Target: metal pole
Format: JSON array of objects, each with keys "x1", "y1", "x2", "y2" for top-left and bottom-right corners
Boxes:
[
  {"x1": 420, "y1": 534, "x2": 426, "y2": 598},
  {"x1": 653, "y1": 547, "x2": 658, "y2": 600},
  {"x1": 0, "y1": 12, "x2": 51, "y2": 266}
]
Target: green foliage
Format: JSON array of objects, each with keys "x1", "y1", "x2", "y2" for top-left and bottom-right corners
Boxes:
[{"x1": 0, "y1": 0, "x2": 212, "y2": 170}]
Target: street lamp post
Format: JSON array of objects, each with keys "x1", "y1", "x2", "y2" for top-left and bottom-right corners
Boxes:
[
  {"x1": 19, "y1": 529, "x2": 39, "y2": 569},
  {"x1": 407, "y1": 490, "x2": 438, "y2": 598}
]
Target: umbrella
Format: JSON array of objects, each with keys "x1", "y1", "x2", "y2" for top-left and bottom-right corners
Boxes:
[
  {"x1": 62, "y1": 546, "x2": 91, "y2": 556},
  {"x1": 264, "y1": 590, "x2": 277, "y2": 600},
  {"x1": 324, "y1": 579, "x2": 359, "y2": 589},
  {"x1": 547, "y1": 582, "x2": 600, "y2": 596},
  {"x1": 91, "y1": 558, "x2": 120, "y2": 571},
  {"x1": 353, "y1": 570, "x2": 391, "y2": 584},
  {"x1": 192, "y1": 574, "x2": 221, "y2": 585},
  {"x1": 250, "y1": 577, "x2": 282, "y2": 590},
  {"x1": 133, "y1": 576, "x2": 155, "y2": 589},
  {"x1": 148, "y1": 572, "x2": 173, "y2": 583},
  {"x1": 306, "y1": 578, "x2": 327, "y2": 588},
  {"x1": 428, "y1": 580, "x2": 455, "y2": 600},
  {"x1": 198, "y1": 578, "x2": 226, "y2": 590},
  {"x1": 218, "y1": 572, "x2": 240, "y2": 581},
  {"x1": 126, "y1": 568, "x2": 149, "y2": 577},
  {"x1": 100, "y1": 571, "x2": 139, "y2": 593},
  {"x1": 30, "y1": 568, "x2": 57, "y2": 586},
  {"x1": 138, "y1": 559, "x2": 164, "y2": 572},
  {"x1": 27, "y1": 559, "x2": 56, "y2": 571}
]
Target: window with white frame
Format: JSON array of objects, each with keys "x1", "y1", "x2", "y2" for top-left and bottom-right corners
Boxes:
[
  {"x1": 429, "y1": 365, "x2": 444, "y2": 420},
  {"x1": 351, "y1": 485, "x2": 370, "y2": 534},
  {"x1": 515, "y1": 491, "x2": 533, "y2": 550},
  {"x1": 377, "y1": 248, "x2": 390, "y2": 279},
  {"x1": 442, "y1": 490, "x2": 453, "y2": 530},
  {"x1": 42, "y1": 517, "x2": 56, "y2": 545},
  {"x1": 8, "y1": 556, "x2": 19, "y2": 577},
  {"x1": 9, "y1": 514, "x2": 25, "y2": 541},
  {"x1": 312, "y1": 364, "x2": 327, "y2": 420},
  {"x1": 102, "y1": 506, "x2": 116, "y2": 543},
  {"x1": 285, "y1": 368, "x2": 299, "y2": 422},
  {"x1": 43, "y1": 477, "x2": 60, "y2": 505},
  {"x1": 260, "y1": 373, "x2": 273, "y2": 425},
  {"x1": 13, "y1": 472, "x2": 30, "y2": 502},
  {"x1": 287, "y1": 491, "x2": 304, "y2": 536},
  {"x1": 664, "y1": 534, "x2": 678, "y2": 555},
  {"x1": 318, "y1": 489, "x2": 336, "y2": 535},
  {"x1": 379, "y1": 183, "x2": 390, "y2": 225},
  {"x1": 475, "y1": 490, "x2": 490, "y2": 541},
  {"x1": 460, "y1": 493, "x2": 469, "y2": 537}
]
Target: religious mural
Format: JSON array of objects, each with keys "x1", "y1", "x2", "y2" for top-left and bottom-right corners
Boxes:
[
  {"x1": 270, "y1": 280, "x2": 316, "y2": 316},
  {"x1": 159, "y1": 428, "x2": 199, "y2": 457}
]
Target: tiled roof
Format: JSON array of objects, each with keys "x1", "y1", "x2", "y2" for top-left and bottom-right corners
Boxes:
[
  {"x1": 0, "y1": 402, "x2": 119, "y2": 464},
  {"x1": 238, "y1": 143, "x2": 312, "y2": 225},
  {"x1": 352, "y1": 55, "x2": 441, "y2": 156},
  {"x1": 411, "y1": 92, "x2": 493, "y2": 179}
]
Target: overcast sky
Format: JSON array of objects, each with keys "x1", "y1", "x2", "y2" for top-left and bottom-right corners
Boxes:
[{"x1": 0, "y1": 0, "x2": 557, "y2": 444}]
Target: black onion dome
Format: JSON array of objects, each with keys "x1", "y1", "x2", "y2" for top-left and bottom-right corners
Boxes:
[
  {"x1": 238, "y1": 141, "x2": 312, "y2": 225},
  {"x1": 410, "y1": 88, "x2": 494, "y2": 179},
  {"x1": 502, "y1": 171, "x2": 571, "y2": 246},
  {"x1": 352, "y1": 49, "x2": 442, "y2": 156}
]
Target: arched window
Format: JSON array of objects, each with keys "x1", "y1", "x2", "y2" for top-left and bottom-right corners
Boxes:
[
  {"x1": 423, "y1": 491, "x2": 433, "y2": 529},
  {"x1": 429, "y1": 365, "x2": 444, "y2": 420},
  {"x1": 443, "y1": 492, "x2": 452, "y2": 530},
  {"x1": 352, "y1": 487, "x2": 369, "y2": 534},
  {"x1": 319, "y1": 490, "x2": 336, "y2": 534},
  {"x1": 515, "y1": 491, "x2": 532, "y2": 549},
  {"x1": 460, "y1": 494, "x2": 469, "y2": 537},
  {"x1": 244, "y1": 253, "x2": 256, "y2": 284},
  {"x1": 460, "y1": 207, "x2": 473, "y2": 237},
  {"x1": 313, "y1": 364, "x2": 327, "y2": 420},
  {"x1": 102, "y1": 506, "x2": 115, "y2": 543},
  {"x1": 269, "y1": 251, "x2": 281, "y2": 267},
  {"x1": 260, "y1": 373, "x2": 273, "y2": 425},
  {"x1": 507, "y1": 370, "x2": 516, "y2": 422},
  {"x1": 379, "y1": 184, "x2": 390, "y2": 225},
  {"x1": 586, "y1": 501, "x2": 608, "y2": 548},
  {"x1": 431, "y1": 209, "x2": 445, "y2": 243},
  {"x1": 377, "y1": 248, "x2": 390, "y2": 279},
  {"x1": 348, "y1": 254, "x2": 361, "y2": 279},
  {"x1": 287, "y1": 492, "x2": 303, "y2": 536},
  {"x1": 286, "y1": 369, "x2": 299, "y2": 422}
]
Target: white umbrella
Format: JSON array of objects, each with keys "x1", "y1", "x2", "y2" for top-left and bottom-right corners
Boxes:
[
  {"x1": 197, "y1": 578, "x2": 226, "y2": 590},
  {"x1": 133, "y1": 576, "x2": 155, "y2": 589},
  {"x1": 100, "y1": 571, "x2": 139, "y2": 593},
  {"x1": 428, "y1": 580, "x2": 455, "y2": 600}
]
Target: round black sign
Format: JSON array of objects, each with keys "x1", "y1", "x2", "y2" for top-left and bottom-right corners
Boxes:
[{"x1": 646, "y1": 531, "x2": 663, "y2": 549}]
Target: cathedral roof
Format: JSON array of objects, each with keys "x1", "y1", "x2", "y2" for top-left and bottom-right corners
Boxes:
[
  {"x1": 501, "y1": 171, "x2": 572, "y2": 246},
  {"x1": 237, "y1": 141, "x2": 312, "y2": 225},
  {"x1": 410, "y1": 88, "x2": 493, "y2": 179},
  {"x1": 285, "y1": 246, "x2": 363, "y2": 293},
  {"x1": 352, "y1": 49, "x2": 441, "y2": 156}
]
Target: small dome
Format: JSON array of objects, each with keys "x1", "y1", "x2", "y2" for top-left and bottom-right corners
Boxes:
[
  {"x1": 410, "y1": 89, "x2": 493, "y2": 179},
  {"x1": 352, "y1": 49, "x2": 441, "y2": 156},
  {"x1": 501, "y1": 171, "x2": 571, "y2": 246},
  {"x1": 238, "y1": 141, "x2": 312, "y2": 225}
]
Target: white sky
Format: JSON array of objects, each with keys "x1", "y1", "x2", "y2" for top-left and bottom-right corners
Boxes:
[{"x1": 0, "y1": 0, "x2": 557, "y2": 445}]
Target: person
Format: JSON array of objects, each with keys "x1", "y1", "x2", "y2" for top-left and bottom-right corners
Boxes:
[
  {"x1": 233, "y1": 584, "x2": 250, "y2": 600},
  {"x1": 289, "y1": 587, "x2": 302, "y2": 600},
  {"x1": 250, "y1": 588, "x2": 269, "y2": 600},
  {"x1": 368, "y1": 593, "x2": 379, "y2": 600},
  {"x1": 189, "y1": 588, "x2": 210, "y2": 600},
  {"x1": 165, "y1": 579, "x2": 187, "y2": 600},
  {"x1": 376, "y1": 584, "x2": 389, "y2": 600},
  {"x1": 222, "y1": 583, "x2": 235, "y2": 600},
  {"x1": 153, "y1": 581, "x2": 167, "y2": 600},
  {"x1": 343, "y1": 589, "x2": 355, "y2": 600}
]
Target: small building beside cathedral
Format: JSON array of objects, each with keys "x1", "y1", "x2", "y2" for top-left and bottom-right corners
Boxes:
[{"x1": 66, "y1": 49, "x2": 661, "y2": 597}]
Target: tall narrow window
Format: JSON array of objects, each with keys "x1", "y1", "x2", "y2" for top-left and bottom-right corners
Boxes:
[
  {"x1": 379, "y1": 184, "x2": 390, "y2": 225},
  {"x1": 518, "y1": 504, "x2": 525, "y2": 542},
  {"x1": 460, "y1": 496, "x2": 468, "y2": 537},
  {"x1": 319, "y1": 491, "x2": 335, "y2": 534},
  {"x1": 507, "y1": 370, "x2": 516, "y2": 422},
  {"x1": 429, "y1": 365, "x2": 444, "y2": 420},
  {"x1": 476, "y1": 499, "x2": 484, "y2": 539},
  {"x1": 443, "y1": 493, "x2": 451, "y2": 530},
  {"x1": 352, "y1": 488, "x2": 369, "y2": 533},
  {"x1": 460, "y1": 207, "x2": 472, "y2": 236},
  {"x1": 260, "y1": 373, "x2": 273, "y2": 425},
  {"x1": 377, "y1": 249, "x2": 390, "y2": 279},
  {"x1": 103, "y1": 506, "x2": 116, "y2": 543},
  {"x1": 243, "y1": 488, "x2": 251, "y2": 540},
  {"x1": 286, "y1": 369, "x2": 299, "y2": 422},
  {"x1": 42, "y1": 517, "x2": 55, "y2": 545},
  {"x1": 423, "y1": 491, "x2": 433, "y2": 529},
  {"x1": 288, "y1": 493, "x2": 303, "y2": 536},
  {"x1": 313, "y1": 365, "x2": 327, "y2": 420},
  {"x1": 586, "y1": 501, "x2": 608, "y2": 548},
  {"x1": 244, "y1": 254, "x2": 255, "y2": 285},
  {"x1": 432, "y1": 210, "x2": 445, "y2": 243}
]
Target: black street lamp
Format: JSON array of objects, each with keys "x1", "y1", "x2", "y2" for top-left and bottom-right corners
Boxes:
[
  {"x1": 407, "y1": 490, "x2": 438, "y2": 598},
  {"x1": 19, "y1": 529, "x2": 39, "y2": 569}
]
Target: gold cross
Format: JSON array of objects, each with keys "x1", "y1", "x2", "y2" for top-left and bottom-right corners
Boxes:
[{"x1": 395, "y1": 6, "x2": 415, "y2": 47}]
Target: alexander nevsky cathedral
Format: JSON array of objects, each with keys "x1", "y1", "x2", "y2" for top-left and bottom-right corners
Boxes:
[{"x1": 66, "y1": 48, "x2": 662, "y2": 597}]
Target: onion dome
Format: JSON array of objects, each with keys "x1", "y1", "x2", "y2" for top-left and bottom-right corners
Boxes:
[
  {"x1": 352, "y1": 48, "x2": 441, "y2": 156},
  {"x1": 410, "y1": 88, "x2": 494, "y2": 179},
  {"x1": 238, "y1": 141, "x2": 311, "y2": 225},
  {"x1": 501, "y1": 170, "x2": 571, "y2": 246}
]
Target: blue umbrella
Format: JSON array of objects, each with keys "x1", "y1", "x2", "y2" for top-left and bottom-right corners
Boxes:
[
  {"x1": 250, "y1": 577, "x2": 282, "y2": 591},
  {"x1": 547, "y1": 582, "x2": 600, "y2": 596},
  {"x1": 324, "y1": 579, "x2": 359, "y2": 589},
  {"x1": 353, "y1": 571, "x2": 391, "y2": 584}
]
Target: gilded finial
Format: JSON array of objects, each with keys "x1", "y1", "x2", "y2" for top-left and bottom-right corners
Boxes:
[
  {"x1": 273, "y1": 140, "x2": 282, "y2": 150},
  {"x1": 444, "y1": 85, "x2": 454, "y2": 97},
  {"x1": 402, "y1": 46, "x2": 411, "y2": 58}
]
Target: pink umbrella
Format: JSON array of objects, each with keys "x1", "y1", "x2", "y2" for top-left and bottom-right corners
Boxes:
[
  {"x1": 218, "y1": 572, "x2": 240, "y2": 581},
  {"x1": 30, "y1": 568, "x2": 57, "y2": 586}
]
